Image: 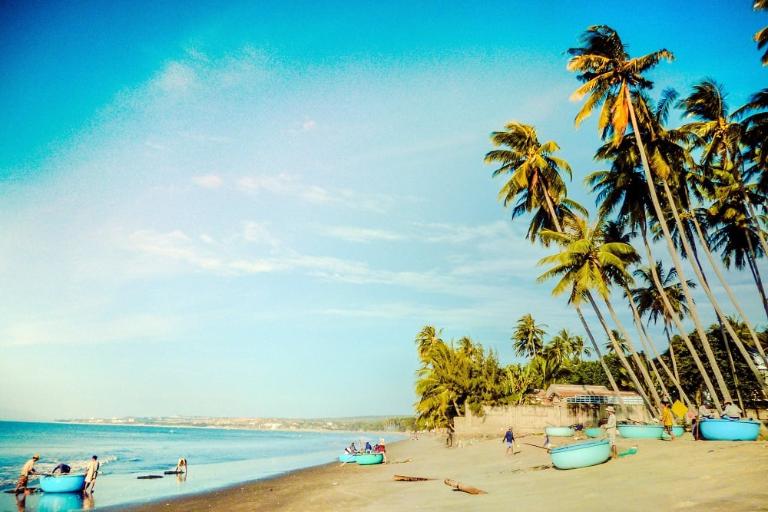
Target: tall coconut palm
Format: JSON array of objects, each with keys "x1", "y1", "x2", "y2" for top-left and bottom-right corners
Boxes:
[
  {"x1": 485, "y1": 123, "x2": 623, "y2": 398},
  {"x1": 545, "y1": 329, "x2": 580, "y2": 366},
  {"x1": 568, "y1": 25, "x2": 733, "y2": 409},
  {"x1": 512, "y1": 314, "x2": 546, "y2": 358},
  {"x1": 415, "y1": 325, "x2": 444, "y2": 365},
  {"x1": 754, "y1": 0, "x2": 768, "y2": 65},
  {"x1": 536, "y1": 214, "x2": 658, "y2": 411}
]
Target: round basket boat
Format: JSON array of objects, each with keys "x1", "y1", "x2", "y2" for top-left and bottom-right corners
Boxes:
[
  {"x1": 39, "y1": 474, "x2": 86, "y2": 493},
  {"x1": 699, "y1": 418, "x2": 761, "y2": 441},
  {"x1": 549, "y1": 439, "x2": 611, "y2": 470},
  {"x1": 618, "y1": 424, "x2": 685, "y2": 439},
  {"x1": 545, "y1": 426, "x2": 575, "y2": 437},
  {"x1": 338, "y1": 453, "x2": 357, "y2": 463},
  {"x1": 584, "y1": 427, "x2": 603, "y2": 438},
  {"x1": 354, "y1": 453, "x2": 384, "y2": 465},
  {"x1": 38, "y1": 492, "x2": 84, "y2": 512}
]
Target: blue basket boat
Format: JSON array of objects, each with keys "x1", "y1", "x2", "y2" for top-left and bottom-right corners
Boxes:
[
  {"x1": 38, "y1": 492, "x2": 85, "y2": 512},
  {"x1": 584, "y1": 427, "x2": 603, "y2": 438},
  {"x1": 618, "y1": 424, "x2": 685, "y2": 439},
  {"x1": 338, "y1": 454, "x2": 357, "y2": 463},
  {"x1": 699, "y1": 419, "x2": 761, "y2": 441},
  {"x1": 39, "y1": 474, "x2": 86, "y2": 493},
  {"x1": 545, "y1": 426, "x2": 575, "y2": 437},
  {"x1": 354, "y1": 453, "x2": 384, "y2": 465},
  {"x1": 549, "y1": 439, "x2": 611, "y2": 470}
]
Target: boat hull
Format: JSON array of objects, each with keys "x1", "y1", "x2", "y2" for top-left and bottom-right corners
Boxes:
[
  {"x1": 545, "y1": 426, "x2": 574, "y2": 437},
  {"x1": 584, "y1": 427, "x2": 603, "y2": 438},
  {"x1": 39, "y1": 474, "x2": 86, "y2": 493},
  {"x1": 699, "y1": 419, "x2": 761, "y2": 441},
  {"x1": 338, "y1": 454, "x2": 357, "y2": 463},
  {"x1": 549, "y1": 439, "x2": 611, "y2": 470},
  {"x1": 354, "y1": 453, "x2": 384, "y2": 465},
  {"x1": 618, "y1": 425, "x2": 685, "y2": 439}
]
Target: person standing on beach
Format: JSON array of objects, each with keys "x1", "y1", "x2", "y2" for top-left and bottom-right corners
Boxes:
[
  {"x1": 605, "y1": 406, "x2": 618, "y2": 459},
  {"x1": 661, "y1": 400, "x2": 675, "y2": 440},
  {"x1": 694, "y1": 402, "x2": 714, "y2": 440},
  {"x1": 503, "y1": 427, "x2": 516, "y2": 455},
  {"x1": 15, "y1": 454, "x2": 39, "y2": 493},
  {"x1": 176, "y1": 457, "x2": 188, "y2": 473},
  {"x1": 84, "y1": 455, "x2": 99, "y2": 495}
]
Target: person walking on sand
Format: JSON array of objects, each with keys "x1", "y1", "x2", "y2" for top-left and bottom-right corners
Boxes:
[
  {"x1": 15, "y1": 454, "x2": 39, "y2": 494},
  {"x1": 83, "y1": 455, "x2": 99, "y2": 495},
  {"x1": 503, "y1": 427, "x2": 516, "y2": 455},
  {"x1": 605, "y1": 406, "x2": 618, "y2": 459},
  {"x1": 661, "y1": 400, "x2": 675, "y2": 440},
  {"x1": 175, "y1": 457, "x2": 188, "y2": 474}
]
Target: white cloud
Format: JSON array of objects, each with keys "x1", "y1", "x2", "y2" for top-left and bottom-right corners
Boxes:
[
  {"x1": 319, "y1": 225, "x2": 404, "y2": 243},
  {"x1": 302, "y1": 119, "x2": 317, "y2": 131},
  {"x1": 154, "y1": 62, "x2": 197, "y2": 93},
  {"x1": 192, "y1": 174, "x2": 223, "y2": 189}
]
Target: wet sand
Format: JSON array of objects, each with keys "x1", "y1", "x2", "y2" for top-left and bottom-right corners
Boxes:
[{"x1": 123, "y1": 433, "x2": 768, "y2": 511}]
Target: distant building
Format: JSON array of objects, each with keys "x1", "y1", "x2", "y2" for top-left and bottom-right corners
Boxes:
[{"x1": 531, "y1": 384, "x2": 644, "y2": 406}]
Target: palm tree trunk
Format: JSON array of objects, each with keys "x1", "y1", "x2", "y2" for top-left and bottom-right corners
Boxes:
[
  {"x1": 663, "y1": 323, "x2": 681, "y2": 384},
  {"x1": 625, "y1": 288, "x2": 690, "y2": 406},
  {"x1": 745, "y1": 231, "x2": 768, "y2": 319},
  {"x1": 603, "y1": 298, "x2": 663, "y2": 410},
  {"x1": 575, "y1": 306, "x2": 624, "y2": 404},
  {"x1": 690, "y1": 214, "x2": 768, "y2": 367},
  {"x1": 586, "y1": 292, "x2": 656, "y2": 414},
  {"x1": 641, "y1": 232, "x2": 723, "y2": 412},
  {"x1": 625, "y1": 88, "x2": 732, "y2": 407},
  {"x1": 720, "y1": 323, "x2": 746, "y2": 411},
  {"x1": 670, "y1": 197, "x2": 768, "y2": 394}
]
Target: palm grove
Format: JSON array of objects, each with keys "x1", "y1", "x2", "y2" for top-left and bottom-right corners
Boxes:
[{"x1": 414, "y1": 13, "x2": 768, "y2": 435}]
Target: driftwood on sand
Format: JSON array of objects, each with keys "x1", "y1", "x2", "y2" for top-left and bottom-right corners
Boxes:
[
  {"x1": 444, "y1": 479, "x2": 487, "y2": 495},
  {"x1": 393, "y1": 475, "x2": 433, "y2": 482}
]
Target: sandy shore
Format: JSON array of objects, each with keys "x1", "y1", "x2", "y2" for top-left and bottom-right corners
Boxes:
[{"x1": 123, "y1": 433, "x2": 768, "y2": 511}]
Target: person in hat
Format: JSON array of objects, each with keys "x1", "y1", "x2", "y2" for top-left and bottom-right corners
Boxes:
[
  {"x1": 15, "y1": 454, "x2": 39, "y2": 493},
  {"x1": 83, "y1": 455, "x2": 99, "y2": 495},
  {"x1": 660, "y1": 400, "x2": 675, "y2": 440},
  {"x1": 604, "y1": 406, "x2": 618, "y2": 458}
]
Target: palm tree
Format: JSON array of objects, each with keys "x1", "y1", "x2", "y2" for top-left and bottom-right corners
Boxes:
[
  {"x1": 536, "y1": 214, "x2": 658, "y2": 411},
  {"x1": 485, "y1": 124, "x2": 623, "y2": 398},
  {"x1": 544, "y1": 329, "x2": 580, "y2": 366},
  {"x1": 512, "y1": 314, "x2": 546, "y2": 358},
  {"x1": 603, "y1": 330, "x2": 629, "y2": 355},
  {"x1": 568, "y1": 25, "x2": 733, "y2": 410},
  {"x1": 754, "y1": 0, "x2": 768, "y2": 65},
  {"x1": 415, "y1": 325, "x2": 444, "y2": 365}
]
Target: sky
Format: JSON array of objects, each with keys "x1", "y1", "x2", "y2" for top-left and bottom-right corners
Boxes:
[{"x1": 0, "y1": 0, "x2": 766, "y2": 421}]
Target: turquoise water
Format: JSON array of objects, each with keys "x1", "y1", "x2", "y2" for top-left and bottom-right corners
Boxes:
[{"x1": 0, "y1": 421, "x2": 399, "y2": 511}]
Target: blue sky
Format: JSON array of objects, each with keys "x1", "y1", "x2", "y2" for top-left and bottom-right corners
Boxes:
[{"x1": 0, "y1": 1, "x2": 766, "y2": 420}]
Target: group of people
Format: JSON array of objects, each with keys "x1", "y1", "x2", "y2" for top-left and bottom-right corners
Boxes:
[
  {"x1": 344, "y1": 439, "x2": 387, "y2": 460},
  {"x1": 14, "y1": 454, "x2": 100, "y2": 495}
]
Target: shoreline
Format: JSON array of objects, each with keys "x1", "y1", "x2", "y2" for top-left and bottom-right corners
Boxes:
[{"x1": 116, "y1": 433, "x2": 768, "y2": 512}]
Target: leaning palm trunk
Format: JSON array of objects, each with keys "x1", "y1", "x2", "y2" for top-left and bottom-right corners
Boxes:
[
  {"x1": 575, "y1": 307, "x2": 624, "y2": 404},
  {"x1": 641, "y1": 233, "x2": 724, "y2": 412},
  {"x1": 602, "y1": 298, "x2": 662, "y2": 410},
  {"x1": 625, "y1": 288, "x2": 690, "y2": 406},
  {"x1": 585, "y1": 293, "x2": 656, "y2": 413},
  {"x1": 690, "y1": 215, "x2": 768, "y2": 366},
  {"x1": 661, "y1": 182, "x2": 768, "y2": 395},
  {"x1": 625, "y1": 88, "x2": 732, "y2": 406},
  {"x1": 663, "y1": 323, "x2": 680, "y2": 384},
  {"x1": 745, "y1": 249, "x2": 768, "y2": 319}
]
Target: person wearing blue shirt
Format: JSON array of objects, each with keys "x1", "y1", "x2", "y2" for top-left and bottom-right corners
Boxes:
[{"x1": 503, "y1": 427, "x2": 516, "y2": 455}]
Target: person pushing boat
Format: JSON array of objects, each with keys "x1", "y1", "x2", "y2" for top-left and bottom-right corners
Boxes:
[
  {"x1": 83, "y1": 455, "x2": 99, "y2": 495},
  {"x1": 604, "y1": 407, "x2": 617, "y2": 459},
  {"x1": 14, "y1": 454, "x2": 39, "y2": 494},
  {"x1": 176, "y1": 457, "x2": 188, "y2": 473}
]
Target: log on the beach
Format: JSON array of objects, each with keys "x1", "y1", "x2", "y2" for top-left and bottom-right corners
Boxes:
[
  {"x1": 393, "y1": 475, "x2": 433, "y2": 482},
  {"x1": 390, "y1": 458, "x2": 412, "y2": 464},
  {"x1": 163, "y1": 470, "x2": 184, "y2": 474},
  {"x1": 137, "y1": 475, "x2": 164, "y2": 479},
  {"x1": 443, "y1": 479, "x2": 487, "y2": 495}
]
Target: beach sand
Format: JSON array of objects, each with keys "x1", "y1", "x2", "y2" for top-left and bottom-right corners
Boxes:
[{"x1": 124, "y1": 433, "x2": 768, "y2": 512}]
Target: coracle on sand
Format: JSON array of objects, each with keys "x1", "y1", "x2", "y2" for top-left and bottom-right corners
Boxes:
[
  {"x1": 549, "y1": 439, "x2": 611, "y2": 469},
  {"x1": 39, "y1": 474, "x2": 86, "y2": 493},
  {"x1": 698, "y1": 418, "x2": 760, "y2": 441}
]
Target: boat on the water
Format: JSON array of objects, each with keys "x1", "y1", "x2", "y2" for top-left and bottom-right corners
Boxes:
[
  {"x1": 617, "y1": 424, "x2": 684, "y2": 439},
  {"x1": 584, "y1": 427, "x2": 603, "y2": 438},
  {"x1": 338, "y1": 454, "x2": 357, "y2": 463},
  {"x1": 39, "y1": 474, "x2": 86, "y2": 493},
  {"x1": 699, "y1": 418, "x2": 761, "y2": 441},
  {"x1": 354, "y1": 453, "x2": 384, "y2": 465},
  {"x1": 549, "y1": 439, "x2": 611, "y2": 470},
  {"x1": 545, "y1": 426, "x2": 574, "y2": 437}
]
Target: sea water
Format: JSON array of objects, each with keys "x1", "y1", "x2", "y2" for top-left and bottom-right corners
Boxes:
[{"x1": 0, "y1": 421, "x2": 401, "y2": 511}]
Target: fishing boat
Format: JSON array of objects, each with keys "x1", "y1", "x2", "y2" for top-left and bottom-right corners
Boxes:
[
  {"x1": 699, "y1": 418, "x2": 761, "y2": 441},
  {"x1": 354, "y1": 453, "x2": 384, "y2": 465},
  {"x1": 584, "y1": 427, "x2": 603, "y2": 438},
  {"x1": 544, "y1": 426, "x2": 574, "y2": 437},
  {"x1": 338, "y1": 454, "x2": 357, "y2": 463},
  {"x1": 39, "y1": 474, "x2": 86, "y2": 493},
  {"x1": 618, "y1": 424, "x2": 685, "y2": 439},
  {"x1": 549, "y1": 439, "x2": 611, "y2": 470}
]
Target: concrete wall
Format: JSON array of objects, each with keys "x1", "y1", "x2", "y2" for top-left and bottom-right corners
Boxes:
[{"x1": 455, "y1": 404, "x2": 651, "y2": 439}]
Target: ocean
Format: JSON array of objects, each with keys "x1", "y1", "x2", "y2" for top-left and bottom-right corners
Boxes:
[{"x1": 0, "y1": 421, "x2": 401, "y2": 511}]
